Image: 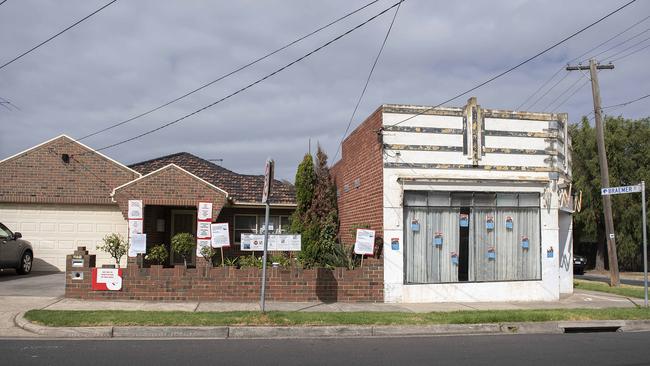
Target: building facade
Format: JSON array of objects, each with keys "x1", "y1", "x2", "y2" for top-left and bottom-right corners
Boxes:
[
  {"x1": 0, "y1": 135, "x2": 295, "y2": 271},
  {"x1": 332, "y1": 98, "x2": 574, "y2": 303}
]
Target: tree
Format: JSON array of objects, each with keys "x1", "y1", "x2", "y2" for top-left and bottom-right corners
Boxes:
[
  {"x1": 171, "y1": 233, "x2": 195, "y2": 267},
  {"x1": 298, "y1": 145, "x2": 347, "y2": 268},
  {"x1": 290, "y1": 153, "x2": 316, "y2": 234},
  {"x1": 571, "y1": 115, "x2": 650, "y2": 271},
  {"x1": 96, "y1": 233, "x2": 128, "y2": 268}
]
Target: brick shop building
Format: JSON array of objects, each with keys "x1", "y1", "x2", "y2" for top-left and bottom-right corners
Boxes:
[{"x1": 332, "y1": 98, "x2": 575, "y2": 303}]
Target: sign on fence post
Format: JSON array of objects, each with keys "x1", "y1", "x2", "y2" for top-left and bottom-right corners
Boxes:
[
  {"x1": 601, "y1": 183, "x2": 647, "y2": 307},
  {"x1": 260, "y1": 159, "x2": 274, "y2": 313}
]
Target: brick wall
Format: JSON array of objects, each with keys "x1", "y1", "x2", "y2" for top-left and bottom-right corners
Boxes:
[
  {"x1": 330, "y1": 107, "x2": 384, "y2": 249},
  {"x1": 0, "y1": 135, "x2": 139, "y2": 204},
  {"x1": 65, "y1": 248, "x2": 383, "y2": 302},
  {"x1": 113, "y1": 164, "x2": 228, "y2": 219}
]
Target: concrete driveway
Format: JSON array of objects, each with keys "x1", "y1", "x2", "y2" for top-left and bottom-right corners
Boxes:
[{"x1": 0, "y1": 271, "x2": 64, "y2": 337}]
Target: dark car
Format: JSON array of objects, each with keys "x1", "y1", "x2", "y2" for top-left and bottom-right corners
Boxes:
[
  {"x1": 573, "y1": 254, "x2": 587, "y2": 275},
  {"x1": 0, "y1": 222, "x2": 33, "y2": 274}
]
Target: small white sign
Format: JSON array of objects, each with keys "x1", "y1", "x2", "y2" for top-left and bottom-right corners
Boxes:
[
  {"x1": 128, "y1": 200, "x2": 143, "y2": 219},
  {"x1": 210, "y1": 223, "x2": 230, "y2": 248},
  {"x1": 128, "y1": 233, "x2": 146, "y2": 257},
  {"x1": 198, "y1": 202, "x2": 213, "y2": 221},
  {"x1": 96, "y1": 268, "x2": 122, "y2": 291},
  {"x1": 128, "y1": 219, "x2": 143, "y2": 236},
  {"x1": 240, "y1": 234, "x2": 301, "y2": 251},
  {"x1": 354, "y1": 229, "x2": 375, "y2": 255},
  {"x1": 197, "y1": 239, "x2": 212, "y2": 256},
  {"x1": 601, "y1": 185, "x2": 642, "y2": 196},
  {"x1": 197, "y1": 221, "x2": 211, "y2": 239}
]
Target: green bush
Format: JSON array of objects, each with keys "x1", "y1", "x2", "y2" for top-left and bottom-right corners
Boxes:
[
  {"x1": 96, "y1": 233, "x2": 128, "y2": 268},
  {"x1": 238, "y1": 254, "x2": 263, "y2": 268},
  {"x1": 146, "y1": 244, "x2": 168, "y2": 266},
  {"x1": 224, "y1": 257, "x2": 238, "y2": 267},
  {"x1": 269, "y1": 253, "x2": 291, "y2": 267},
  {"x1": 200, "y1": 245, "x2": 216, "y2": 266},
  {"x1": 171, "y1": 233, "x2": 195, "y2": 267}
]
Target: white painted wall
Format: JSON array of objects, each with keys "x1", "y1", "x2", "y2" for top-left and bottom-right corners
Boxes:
[
  {"x1": 381, "y1": 110, "x2": 570, "y2": 303},
  {"x1": 558, "y1": 210, "x2": 574, "y2": 294},
  {"x1": 0, "y1": 203, "x2": 128, "y2": 271}
]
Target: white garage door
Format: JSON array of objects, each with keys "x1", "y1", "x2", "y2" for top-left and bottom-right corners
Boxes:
[{"x1": 0, "y1": 203, "x2": 128, "y2": 271}]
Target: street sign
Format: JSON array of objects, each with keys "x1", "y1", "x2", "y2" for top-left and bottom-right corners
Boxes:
[
  {"x1": 601, "y1": 184, "x2": 642, "y2": 195},
  {"x1": 262, "y1": 159, "x2": 274, "y2": 203}
]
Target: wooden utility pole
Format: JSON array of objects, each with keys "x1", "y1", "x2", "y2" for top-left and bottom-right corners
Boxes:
[{"x1": 566, "y1": 59, "x2": 620, "y2": 286}]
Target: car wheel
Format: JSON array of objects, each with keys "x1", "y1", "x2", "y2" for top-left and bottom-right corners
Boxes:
[{"x1": 17, "y1": 251, "x2": 32, "y2": 275}]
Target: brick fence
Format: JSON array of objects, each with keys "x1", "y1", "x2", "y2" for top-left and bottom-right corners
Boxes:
[{"x1": 65, "y1": 247, "x2": 384, "y2": 302}]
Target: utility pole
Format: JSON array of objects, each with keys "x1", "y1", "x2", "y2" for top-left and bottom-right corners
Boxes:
[{"x1": 566, "y1": 59, "x2": 620, "y2": 286}]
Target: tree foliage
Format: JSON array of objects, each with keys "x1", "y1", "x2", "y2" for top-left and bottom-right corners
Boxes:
[
  {"x1": 571, "y1": 115, "x2": 650, "y2": 271},
  {"x1": 293, "y1": 145, "x2": 348, "y2": 268},
  {"x1": 96, "y1": 233, "x2": 128, "y2": 268},
  {"x1": 290, "y1": 153, "x2": 316, "y2": 234}
]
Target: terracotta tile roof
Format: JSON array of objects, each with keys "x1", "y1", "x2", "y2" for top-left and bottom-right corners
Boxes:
[{"x1": 129, "y1": 152, "x2": 295, "y2": 205}]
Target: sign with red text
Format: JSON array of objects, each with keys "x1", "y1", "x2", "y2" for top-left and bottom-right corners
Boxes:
[{"x1": 91, "y1": 268, "x2": 123, "y2": 291}]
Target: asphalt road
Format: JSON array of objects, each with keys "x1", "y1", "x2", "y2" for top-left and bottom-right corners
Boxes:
[
  {"x1": 2, "y1": 332, "x2": 650, "y2": 366},
  {"x1": 576, "y1": 274, "x2": 647, "y2": 287}
]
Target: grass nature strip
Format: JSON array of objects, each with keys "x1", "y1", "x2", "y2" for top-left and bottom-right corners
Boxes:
[
  {"x1": 574, "y1": 279, "x2": 646, "y2": 299},
  {"x1": 24, "y1": 308, "x2": 650, "y2": 327}
]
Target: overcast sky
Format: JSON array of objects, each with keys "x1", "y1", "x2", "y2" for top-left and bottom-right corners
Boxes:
[{"x1": 1, "y1": 0, "x2": 649, "y2": 181}]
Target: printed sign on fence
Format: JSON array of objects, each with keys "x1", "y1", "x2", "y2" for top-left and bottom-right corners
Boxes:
[
  {"x1": 354, "y1": 229, "x2": 375, "y2": 255},
  {"x1": 128, "y1": 200, "x2": 143, "y2": 219},
  {"x1": 198, "y1": 202, "x2": 213, "y2": 221},
  {"x1": 128, "y1": 233, "x2": 147, "y2": 257},
  {"x1": 210, "y1": 223, "x2": 230, "y2": 248},
  {"x1": 240, "y1": 234, "x2": 301, "y2": 251},
  {"x1": 92, "y1": 268, "x2": 123, "y2": 291}
]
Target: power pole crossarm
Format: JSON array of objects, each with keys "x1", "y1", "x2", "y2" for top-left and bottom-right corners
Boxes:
[
  {"x1": 566, "y1": 59, "x2": 620, "y2": 287},
  {"x1": 565, "y1": 64, "x2": 614, "y2": 71}
]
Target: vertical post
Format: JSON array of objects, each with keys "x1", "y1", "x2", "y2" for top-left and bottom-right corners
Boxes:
[
  {"x1": 589, "y1": 59, "x2": 620, "y2": 287},
  {"x1": 642, "y1": 181, "x2": 648, "y2": 307},
  {"x1": 260, "y1": 158, "x2": 274, "y2": 313},
  {"x1": 260, "y1": 201, "x2": 270, "y2": 313}
]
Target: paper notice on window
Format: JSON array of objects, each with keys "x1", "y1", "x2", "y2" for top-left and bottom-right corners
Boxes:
[
  {"x1": 128, "y1": 233, "x2": 146, "y2": 257},
  {"x1": 197, "y1": 221, "x2": 211, "y2": 239},
  {"x1": 197, "y1": 202, "x2": 212, "y2": 221},
  {"x1": 210, "y1": 223, "x2": 230, "y2": 248},
  {"x1": 128, "y1": 200, "x2": 143, "y2": 219},
  {"x1": 354, "y1": 229, "x2": 375, "y2": 255}
]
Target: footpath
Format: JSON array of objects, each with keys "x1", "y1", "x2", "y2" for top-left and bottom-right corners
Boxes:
[{"x1": 4, "y1": 288, "x2": 650, "y2": 339}]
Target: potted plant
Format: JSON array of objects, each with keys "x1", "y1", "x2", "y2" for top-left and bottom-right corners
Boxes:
[
  {"x1": 171, "y1": 232, "x2": 195, "y2": 267},
  {"x1": 145, "y1": 244, "x2": 168, "y2": 267},
  {"x1": 96, "y1": 233, "x2": 128, "y2": 268}
]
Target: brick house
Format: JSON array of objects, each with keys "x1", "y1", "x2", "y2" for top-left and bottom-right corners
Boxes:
[
  {"x1": 332, "y1": 98, "x2": 575, "y2": 303},
  {"x1": 0, "y1": 135, "x2": 295, "y2": 271}
]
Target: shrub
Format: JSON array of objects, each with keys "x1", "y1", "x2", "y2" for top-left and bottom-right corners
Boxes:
[
  {"x1": 224, "y1": 257, "x2": 238, "y2": 267},
  {"x1": 269, "y1": 253, "x2": 290, "y2": 267},
  {"x1": 96, "y1": 233, "x2": 128, "y2": 268},
  {"x1": 200, "y1": 245, "x2": 216, "y2": 266},
  {"x1": 171, "y1": 233, "x2": 195, "y2": 267},
  {"x1": 238, "y1": 254, "x2": 263, "y2": 268},
  {"x1": 146, "y1": 244, "x2": 168, "y2": 266}
]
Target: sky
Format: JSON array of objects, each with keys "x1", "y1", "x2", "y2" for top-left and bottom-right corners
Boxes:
[{"x1": 1, "y1": 0, "x2": 649, "y2": 181}]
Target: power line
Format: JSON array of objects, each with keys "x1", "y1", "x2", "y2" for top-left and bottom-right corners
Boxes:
[
  {"x1": 333, "y1": 1, "x2": 403, "y2": 163},
  {"x1": 603, "y1": 92, "x2": 650, "y2": 109},
  {"x1": 603, "y1": 35, "x2": 650, "y2": 61},
  {"x1": 388, "y1": 0, "x2": 637, "y2": 128},
  {"x1": 610, "y1": 41, "x2": 650, "y2": 62},
  {"x1": 518, "y1": 14, "x2": 650, "y2": 112},
  {"x1": 550, "y1": 78, "x2": 590, "y2": 112},
  {"x1": 570, "y1": 14, "x2": 650, "y2": 63},
  {"x1": 73, "y1": 0, "x2": 381, "y2": 143},
  {"x1": 0, "y1": 1, "x2": 117, "y2": 71},
  {"x1": 83, "y1": 0, "x2": 404, "y2": 155},
  {"x1": 587, "y1": 27, "x2": 650, "y2": 61},
  {"x1": 541, "y1": 74, "x2": 585, "y2": 111},
  {"x1": 0, "y1": 0, "x2": 8, "y2": 6},
  {"x1": 526, "y1": 70, "x2": 571, "y2": 111}
]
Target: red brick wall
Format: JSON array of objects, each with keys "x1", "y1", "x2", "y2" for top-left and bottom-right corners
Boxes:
[
  {"x1": 331, "y1": 107, "x2": 384, "y2": 249},
  {"x1": 0, "y1": 135, "x2": 139, "y2": 204},
  {"x1": 66, "y1": 252, "x2": 383, "y2": 302},
  {"x1": 113, "y1": 165, "x2": 228, "y2": 219}
]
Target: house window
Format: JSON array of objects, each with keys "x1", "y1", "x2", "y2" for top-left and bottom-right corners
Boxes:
[
  {"x1": 404, "y1": 191, "x2": 541, "y2": 284},
  {"x1": 234, "y1": 215, "x2": 291, "y2": 243}
]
